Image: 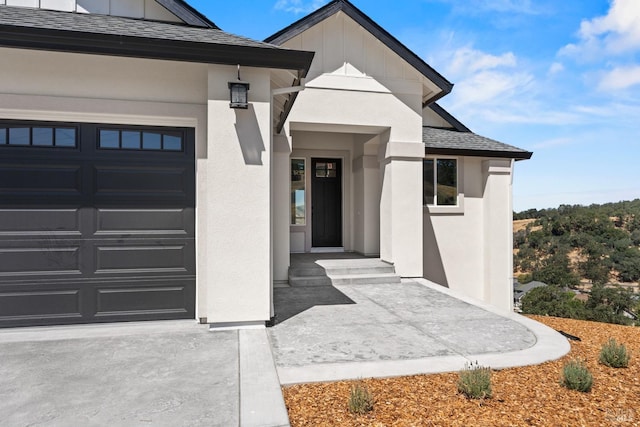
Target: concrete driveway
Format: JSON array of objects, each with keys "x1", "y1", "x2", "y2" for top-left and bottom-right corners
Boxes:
[{"x1": 0, "y1": 321, "x2": 287, "y2": 427}]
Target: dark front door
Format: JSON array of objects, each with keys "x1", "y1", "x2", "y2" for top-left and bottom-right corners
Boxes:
[
  {"x1": 0, "y1": 120, "x2": 195, "y2": 327},
  {"x1": 311, "y1": 158, "x2": 342, "y2": 247}
]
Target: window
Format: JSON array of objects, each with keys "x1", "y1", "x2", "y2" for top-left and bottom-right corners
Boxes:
[
  {"x1": 291, "y1": 159, "x2": 306, "y2": 225},
  {"x1": 0, "y1": 125, "x2": 77, "y2": 148},
  {"x1": 423, "y1": 158, "x2": 458, "y2": 206},
  {"x1": 98, "y1": 129, "x2": 183, "y2": 151}
]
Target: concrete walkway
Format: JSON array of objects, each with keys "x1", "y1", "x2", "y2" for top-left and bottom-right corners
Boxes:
[
  {"x1": 269, "y1": 278, "x2": 570, "y2": 384},
  {"x1": 0, "y1": 278, "x2": 570, "y2": 426},
  {"x1": 0, "y1": 321, "x2": 288, "y2": 427}
]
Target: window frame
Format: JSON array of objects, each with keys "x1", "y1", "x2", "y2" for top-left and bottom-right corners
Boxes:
[
  {"x1": 290, "y1": 157, "x2": 307, "y2": 226},
  {"x1": 0, "y1": 121, "x2": 79, "y2": 149},
  {"x1": 423, "y1": 156, "x2": 464, "y2": 214},
  {"x1": 97, "y1": 126, "x2": 185, "y2": 152}
]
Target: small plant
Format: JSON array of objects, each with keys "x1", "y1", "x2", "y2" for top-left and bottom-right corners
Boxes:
[
  {"x1": 457, "y1": 361, "x2": 492, "y2": 399},
  {"x1": 561, "y1": 359, "x2": 593, "y2": 392},
  {"x1": 348, "y1": 382, "x2": 374, "y2": 415},
  {"x1": 599, "y1": 338, "x2": 630, "y2": 368}
]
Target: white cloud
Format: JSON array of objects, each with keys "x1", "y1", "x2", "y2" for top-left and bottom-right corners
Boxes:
[
  {"x1": 598, "y1": 65, "x2": 640, "y2": 90},
  {"x1": 274, "y1": 0, "x2": 325, "y2": 14},
  {"x1": 548, "y1": 62, "x2": 564, "y2": 75},
  {"x1": 447, "y1": 47, "x2": 517, "y2": 75},
  {"x1": 561, "y1": 0, "x2": 640, "y2": 58}
]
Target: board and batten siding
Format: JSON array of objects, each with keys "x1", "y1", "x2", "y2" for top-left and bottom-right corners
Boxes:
[{"x1": 1, "y1": 0, "x2": 182, "y2": 22}]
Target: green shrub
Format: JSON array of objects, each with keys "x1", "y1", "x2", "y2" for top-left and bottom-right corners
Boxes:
[
  {"x1": 561, "y1": 359, "x2": 593, "y2": 392},
  {"x1": 347, "y1": 382, "x2": 374, "y2": 415},
  {"x1": 599, "y1": 338, "x2": 630, "y2": 368},
  {"x1": 457, "y1": 361, "x2": 492, "y2": 399}
]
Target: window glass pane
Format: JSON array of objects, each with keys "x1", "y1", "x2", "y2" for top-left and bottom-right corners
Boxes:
[
  {"x1": 9, "y1": 128, "x2": 30, "y2": 145},
  {"x1": 142, "y1": 132, "x2": 162, "y2": 150},
  {"x1": 0, "y1": 129, "x2": 6, "y2": 145},
  {"x1": 436, "y1": 159, "x2": 457, "y2": 206},
  {"x1": 55, "y1": 128, "x2": 76, "y2": 147},
  {"x1": 163, "y1": 134, "x2": 182, "y2": 151},
  {"x1": 423, "y1": 159, "x2": 434, "y2": 205},
  {"x1": 100, "y1": 130, "x2": 120, "y2": 149},
  {"x1": 32, "y1": 127, "x2": 54, "y2": 146},
  {"x1": 121, "y1": 131, "x2": 141, "y2": 149},
  {"x1": 291, "y1": 159, "x2": 305, "y2": 225}
]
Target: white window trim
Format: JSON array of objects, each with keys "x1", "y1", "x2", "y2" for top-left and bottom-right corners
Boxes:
[{"x1": 423, "y1": 156, "x2": 465, "y2": 214}]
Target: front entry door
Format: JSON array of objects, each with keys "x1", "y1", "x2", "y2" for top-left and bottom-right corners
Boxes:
[{"x1": 311, "y1": 158, "x2": 342, "y2": 247}]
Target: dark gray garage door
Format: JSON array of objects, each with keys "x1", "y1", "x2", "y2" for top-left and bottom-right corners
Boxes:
[{"x1": 0, "y1": 120, "x2": 195, "y2": 327}]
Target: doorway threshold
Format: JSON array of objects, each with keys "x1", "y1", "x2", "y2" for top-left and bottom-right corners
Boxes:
[{"x1": 310, "y1": 247, "x2": 344, "y2": 253}]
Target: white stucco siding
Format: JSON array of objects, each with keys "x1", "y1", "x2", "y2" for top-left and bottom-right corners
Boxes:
[
  {"x1": 203, "y1": 66, "x2": 273, "y2": 323},
  {"x1": 4, "y1": 0, "x2": 184, "y2": 22},
  {"x1": 281, "y1": 12, "x2": 423, "y2": 84},
  {"x1": 0, "y1": 48, "x2": 207, "y2": 105},
  {"x1": 423, "y1": 157, "x2": 515, "y2": 312},
  {"x1": 423, "y1": 107, "x2": 453, "y2": 128}
]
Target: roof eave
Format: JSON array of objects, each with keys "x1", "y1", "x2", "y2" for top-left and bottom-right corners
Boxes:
[
  {"x1": 265, "y1": 0, "x2": 453, "y2": 96},
  {"x1": 154, "y1": 0, "x2": 218, "y2": 28},
  {"x1": 425, "y1": 146, "x2": 533, "y2": 160},
  {"x1": 0, "y1": 25, "x2": 315, "y2": 72}
]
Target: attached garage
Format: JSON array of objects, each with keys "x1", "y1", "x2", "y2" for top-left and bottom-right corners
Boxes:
[{"x1": 0, "y1": 120, "x2": 195, "y2": 327}]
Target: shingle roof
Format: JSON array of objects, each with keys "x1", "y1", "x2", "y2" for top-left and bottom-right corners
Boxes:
[
  {"x1": 423, "y1": 127, "x2": 532, "y2": 160},
  {"x1": 0, "y1": 5, "x2": 277, "y2": 49},
  {"x1": 0, "y1": 5, "x2": 315, "y2": 72}
]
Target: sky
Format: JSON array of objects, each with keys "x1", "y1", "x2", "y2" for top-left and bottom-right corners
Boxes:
[{"x1": 189, "y1": 0, "x2": 640, "y2": 212}]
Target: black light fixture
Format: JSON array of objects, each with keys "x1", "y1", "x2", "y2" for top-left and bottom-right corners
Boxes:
[{"x1": 229, "y1": 64, "x2": 250, "y2": 109}]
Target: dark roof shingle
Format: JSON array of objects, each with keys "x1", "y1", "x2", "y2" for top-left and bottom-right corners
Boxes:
[
  {"x1": 0, "y1": 5, "x2": 278, "y2": 49},
  {"x1": 0, "y1": 5, "x2": 315, "y2": 72},
  {"x1": 423, "y1": 127, "x2": 532, "y2": 160}
]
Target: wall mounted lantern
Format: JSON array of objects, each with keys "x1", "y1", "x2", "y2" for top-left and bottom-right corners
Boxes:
[{"x1": 229, "y1": 65, "x2": 250, "y2": 109}]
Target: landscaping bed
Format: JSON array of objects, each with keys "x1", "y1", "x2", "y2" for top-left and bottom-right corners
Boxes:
[{"x1": 283, "y1": 316, "x2": 639, "y2": 426}]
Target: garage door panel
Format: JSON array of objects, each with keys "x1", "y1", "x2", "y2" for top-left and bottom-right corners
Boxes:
[
  {"x1": 0, "y1": 163, "x2": 82, "y2": 197},
  {"x1": 94, "y1": 242, "x2": 193, "y2": 274},
  {"x1": 0, "y1": 288, "x2": 82, "y2": 320},
  {"x1": 95, "y1": 283, "x2": 192, "y2": 316},
  {"x1": 0, "y1": 246, "x2": 81, "y2": 276},
  {"x1": 94, "y1": 165, "x2": 192, "y2": 202},
  {"x1": 0, "y1": 120, "x2": 195, "y2": 327},
  {"x1": 95, "y1": 208, "x2": 193, "y2": 236},
  {"x1": 0, "y1": 209, "x2": 81, "y2": 236}
]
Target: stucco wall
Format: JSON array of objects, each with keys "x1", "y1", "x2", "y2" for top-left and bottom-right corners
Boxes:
[
  {"x1": 0, "y1": 47, "x2": 277, "y2": 323},
  {"x1": 423, "y1": 156, "x2": 514, "y2": 311}
]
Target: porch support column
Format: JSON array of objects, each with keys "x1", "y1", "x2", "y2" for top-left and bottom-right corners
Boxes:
[
  {"x1": 202, "y1": 65, "x2": 273, "y2": 324},
  {"x1": 482, "y1": 159, "x2": 514, "y2": 312},
  {"x1": 379, "y1": 141, "x2": 424, "y2": 277},
  {"x1": 272, "y1": 130, "x2": 292, "y2": 284}
]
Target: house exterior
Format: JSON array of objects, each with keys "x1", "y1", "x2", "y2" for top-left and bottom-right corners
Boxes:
[{"x1": 0, "y1": 0, "x2": 531, "y2": 328}]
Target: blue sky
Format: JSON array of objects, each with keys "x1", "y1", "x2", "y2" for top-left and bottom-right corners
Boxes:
[{"x1": 190, "y1": 0, "x2": 640, "y2": 212}]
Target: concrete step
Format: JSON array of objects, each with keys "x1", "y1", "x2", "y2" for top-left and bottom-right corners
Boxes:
[
  {"x1": 328, "y1": 273, "x2": 402, "y2": 285},
  {"x1": 322, "y1": 265, "x2": 396, "y2": 275},
  {"x1": 287, "y1": 275, "x2": 332, "y2": 287}
]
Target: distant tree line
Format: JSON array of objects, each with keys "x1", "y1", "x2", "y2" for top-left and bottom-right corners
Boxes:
[
  {"x1": 514, "y1": 199, "x2": 640, "y2": 325},
  {"x1": 514, "y1": 200, "x2": 640, "y2": 285}
]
